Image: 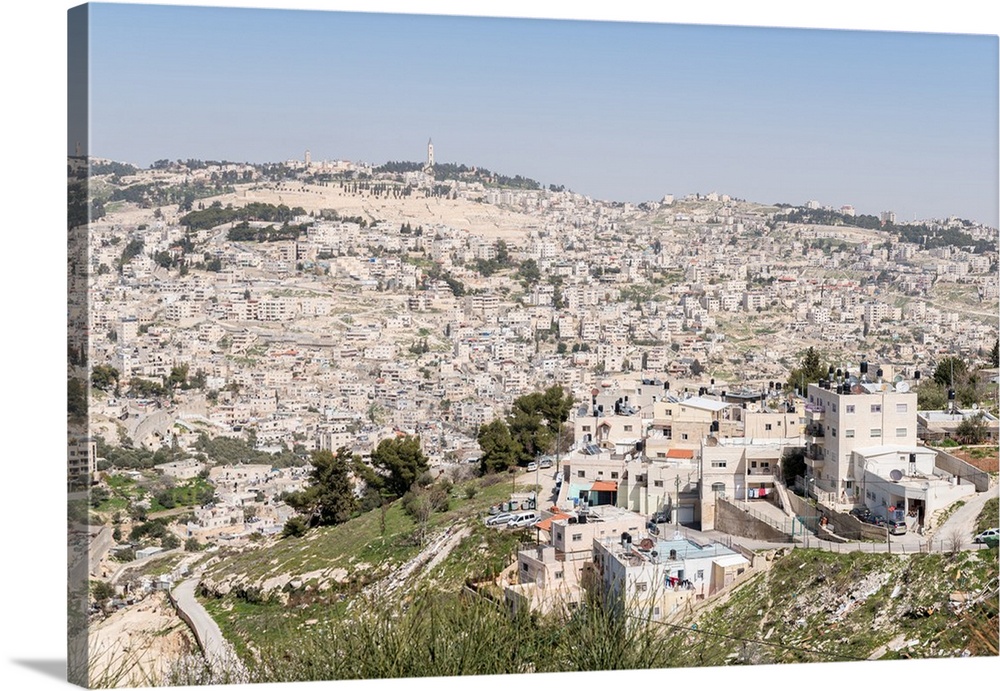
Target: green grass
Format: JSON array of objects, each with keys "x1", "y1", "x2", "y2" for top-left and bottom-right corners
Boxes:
[
  {"x1": 685, "y1": 548, "x2": 999, "y2": 663},
  {"x1": 975, "y1": 498, "x2": 999, "y2": 534},
  {"x1": 196, "y1": 475, "x2": 527, "y2": 658}
]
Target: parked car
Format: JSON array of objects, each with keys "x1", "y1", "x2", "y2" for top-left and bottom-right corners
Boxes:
[
  {"x1": 646, "y1": 521, "x2": 660, "y2": 536},
  {"x1": 526, "y1": 461, "x2": 538, "y2": 472},
  {"x1": 485, "y1": 512, "x2": 514, "y2": 527},
  {"x1": 507, "y1": 511, "x2": 539, "y2": 528},
  {"x1": 651, "y1": 510, "x2": 671, "y2": 524},
  {"x1": 849, "y1": 507, "x2": 871, "y2": 520},
  {"x1": 886, "y1": 518, "x2": 907, "y2": 535},
  {"x1": 539, "y1": 458, "x2": 553, "y2": 469},
  {"x1": 973, "y1": 528, "x2": 1000, "y2": 544}
]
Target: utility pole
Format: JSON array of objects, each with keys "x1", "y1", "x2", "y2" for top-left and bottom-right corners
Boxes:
[{"x1": 674, "y1": 475, "x2": 681, "y2": 525}]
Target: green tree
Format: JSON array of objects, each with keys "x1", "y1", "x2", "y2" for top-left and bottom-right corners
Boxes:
[
  {"x1": 785, "y1": 347, "x2": 828, "y2": 392},
  {"x1": 281, "y1": 516, "x2": 308, "y2": 538},
  {"x1": 916, "y1": 380, "x2": 949, "y2": 411},
  {"x1": 91, "y1": 581, "x2": 115, "y2": 605},
  {"x1": 517, "y1": 258, "x2": 541, "y2": 285},
  {"x1": 91, "y1": 365, "x2": 120, "y2": 392},
  {"x1": 370, "y1": 435, "x2": 429, "y2": 499},
  {"x1": 167, "y1": 364, "x2": 190, "y2": 389},
  {"x1": 933, "y1": 357, "x2": 968, "y2": 388},
  {"x1": 991, "y1": 338, "x2": 999, "y2": 368},
  {"x1": 956, "y1": 412, "x2": 988, "y2": 444},
  {"x1": 287, "y1": 448, "x2": 358, "y2": 526},
  {"x1": 477, "y1": 419, "x2": 522, "y2": 475},
  {"x1": 506, "y1": 385, "x2": 574, "y2": 465}
]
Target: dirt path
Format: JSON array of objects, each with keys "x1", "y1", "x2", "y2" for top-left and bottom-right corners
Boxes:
[{"x1": 361, "y1": 525, "x2": 472, "y2": 598}]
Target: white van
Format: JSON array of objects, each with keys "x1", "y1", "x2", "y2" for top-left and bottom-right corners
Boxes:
[{"x1": 507, "y1": 511, "x2": 539, "y2": 528}]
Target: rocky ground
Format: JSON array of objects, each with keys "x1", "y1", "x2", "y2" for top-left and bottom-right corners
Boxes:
[{"x1": 87, "y1": 592, "x2": 198, "y2": 688}]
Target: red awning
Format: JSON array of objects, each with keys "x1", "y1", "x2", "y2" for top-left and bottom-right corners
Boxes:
[
  {"x1": 591, "y1": 481, "x2": 618, "y2": 492},
  {"x1": 666, "y1": 449, "x2": 695, "y2": 459}
]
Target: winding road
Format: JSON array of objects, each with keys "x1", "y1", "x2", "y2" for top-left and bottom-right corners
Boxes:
[{"x1": 171, "y1": 577, "x2": 248, "y2": 683}]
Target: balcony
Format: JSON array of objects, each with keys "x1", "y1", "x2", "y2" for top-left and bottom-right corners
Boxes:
[{"x1": 804, "y1": 403, "x2": 825, "y2": 422}]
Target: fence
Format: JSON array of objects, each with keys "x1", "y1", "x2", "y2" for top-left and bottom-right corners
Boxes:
[
  {"x1": 796, "y1": 539, "x2": 996, "y2": 555},
  {"x1": 730, "y1": 500, "x2": 799, "y2": 536}
]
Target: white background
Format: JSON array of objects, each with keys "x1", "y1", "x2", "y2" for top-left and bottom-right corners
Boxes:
[{"x1": 2, "y1": 2, "x2": 997, "y2": 690}]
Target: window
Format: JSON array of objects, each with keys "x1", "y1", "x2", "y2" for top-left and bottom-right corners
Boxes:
[
  {"x1": 653, "y1": 480, "x2": 664, "y2": 487},
  {"x1": 765, "y1": 424, "x2": 773, "y2": 431},
  {"x1": 896, "y1": 428, "x2": 907, "y2": 437},
  {"x1": 896, "y1": 403, "x2": 908, "y2": 413},
  {"x1": 832, "y1": 404, "x2": 837, "y2": 412},
  {"x1": 521, "y1": 563, "x2": 528, "y2": 571},
  {"x1": 831, "y1": 428, "x2": 837, "y2": 437},
  {"x1": 555, "y1": 571, "x2": 563, "y2": 579},
  {"x1": 711, "y1": 482, "x2": 725, "y2": 492},
  {"x1": 610, "y1": 471, "x2": 619, "y2": 479},
  {"x1": 871, "y1": 404, "x2": 882, "y2": 413},
  {"x1": 624, "y1": 425, "x2": 633, "y2": 432},
  {"x1": 636, "y1": 582, "x2": 648, "y2": 592},
  {"x1": 696, "y1": 569, "x2": 704, "y2": 580},
  {"x1": 582, "y1": 425, "x2": 591, "y2": 432},
  {"x1": 870, "y1": 429, "x2": 881, "y2": 438},
  {"x1": 846, "y1": 405, "x2": 855, "y2": 414},
  {"x1": 711, "y1": 461, "x2": 727, "y2": 468},
  {"x1": 572, "y1": 533, "x2": 582, "y2": 542},
  {"x1": 845, "y1": 429, "x2": 855, "y2": 438},
  {"x1": 681, "y1": 433, "x2": 689, "y2": 440},
  {"x1": 577, "y1": 470, "x2": 586, "y2": 478}
]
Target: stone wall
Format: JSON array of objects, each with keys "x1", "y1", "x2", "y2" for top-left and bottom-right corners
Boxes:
[
  {"x1": 935, "y1": 450, "x2": 991, "y2": 492},
  {"x1": 714, "y1": 499, "x2": 792, "y2": 542}
]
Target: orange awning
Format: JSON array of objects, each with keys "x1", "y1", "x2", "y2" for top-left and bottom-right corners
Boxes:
[
  {"x1": 534, "y1": 512, "x2": 571, "y2": 532},
  {"x1": 666, "y1": 449, "x2": 695, "y2": 459},
  {"x1": 590, "y1": 481, "x2": 618, "y2": 492}
]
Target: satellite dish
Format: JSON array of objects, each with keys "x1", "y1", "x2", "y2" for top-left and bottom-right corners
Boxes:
[
  {"x1": 848, "y1": 375, "x2": 859, "y2": 386},
  {"x1": 889, "y1": 469, "x2": 903, "y2": 482},
  {"x1": 893, "y1": 374, "x2": 904, "y2": 384},
  {"x1": 895, "y1": 381, "x2": 910, "y2": 393},
  {"x1": 851, "y1": 384, "x2": 862, "y2": 394}
]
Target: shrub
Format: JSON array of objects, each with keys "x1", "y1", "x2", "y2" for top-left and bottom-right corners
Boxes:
[{"x1": 281, "y1": 517, "x2": 308, "y2": 538}]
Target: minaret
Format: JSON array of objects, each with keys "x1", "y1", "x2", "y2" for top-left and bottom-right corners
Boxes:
[
  {"x1": 427, "y1": 138, "x2": 434, "y2": 168},
  {"x1": 304, "y1": 149, "x2": 311, "y2": 167}
]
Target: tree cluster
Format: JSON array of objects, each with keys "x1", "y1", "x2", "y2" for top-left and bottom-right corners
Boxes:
[{"x1": 477, "y1": 385, "x2": 574, "y2": 475}]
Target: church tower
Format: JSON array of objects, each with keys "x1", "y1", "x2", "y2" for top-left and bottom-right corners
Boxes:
[{"x1": 427, "y1": 138, "x2": 434, "y2": 168}]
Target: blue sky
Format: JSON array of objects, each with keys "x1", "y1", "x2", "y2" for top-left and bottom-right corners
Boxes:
[{"x1": 82, "y1": 3, "x2": 999, "y2": 225}]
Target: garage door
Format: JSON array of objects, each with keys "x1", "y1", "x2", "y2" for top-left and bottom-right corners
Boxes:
[{"x1": 677, "y1": 505, "x2": 695, "y2": 525}]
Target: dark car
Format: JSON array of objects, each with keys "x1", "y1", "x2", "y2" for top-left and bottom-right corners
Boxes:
[
  {"x1": 651, "y1": 510, "x2": 671, "y2": 524},
  {"x1": 849, "y1": 507, "x2": 871, "y2": 520}
]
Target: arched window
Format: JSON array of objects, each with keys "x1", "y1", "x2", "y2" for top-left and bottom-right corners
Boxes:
[{"x1": 711, "y1": 482, "x2": 726, "y2": 493}]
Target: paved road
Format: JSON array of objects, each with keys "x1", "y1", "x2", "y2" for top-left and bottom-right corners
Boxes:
[
  {"x1": 171, "y1": 578, "x2": 248, "y2": 683},
  {"x1": 933, "y1": 486, "x2": 999, "y2": 547}
]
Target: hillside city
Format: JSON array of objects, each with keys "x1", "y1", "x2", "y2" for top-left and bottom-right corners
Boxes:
[{"x1": 67, "y1": 144, "x2": 1000, "y2": 684}]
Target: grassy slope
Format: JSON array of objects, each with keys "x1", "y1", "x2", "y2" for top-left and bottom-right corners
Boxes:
[
  {"x1": 195, "y1": 473, "x2": 998, "y2": 675},
  {"x1": 680, "y1": 548, "x2": 999, "y2": 665}
]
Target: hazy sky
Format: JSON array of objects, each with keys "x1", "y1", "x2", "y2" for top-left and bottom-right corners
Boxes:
[{"x1": 83, "y1": 2, "x2": 999, "y2": 225}]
